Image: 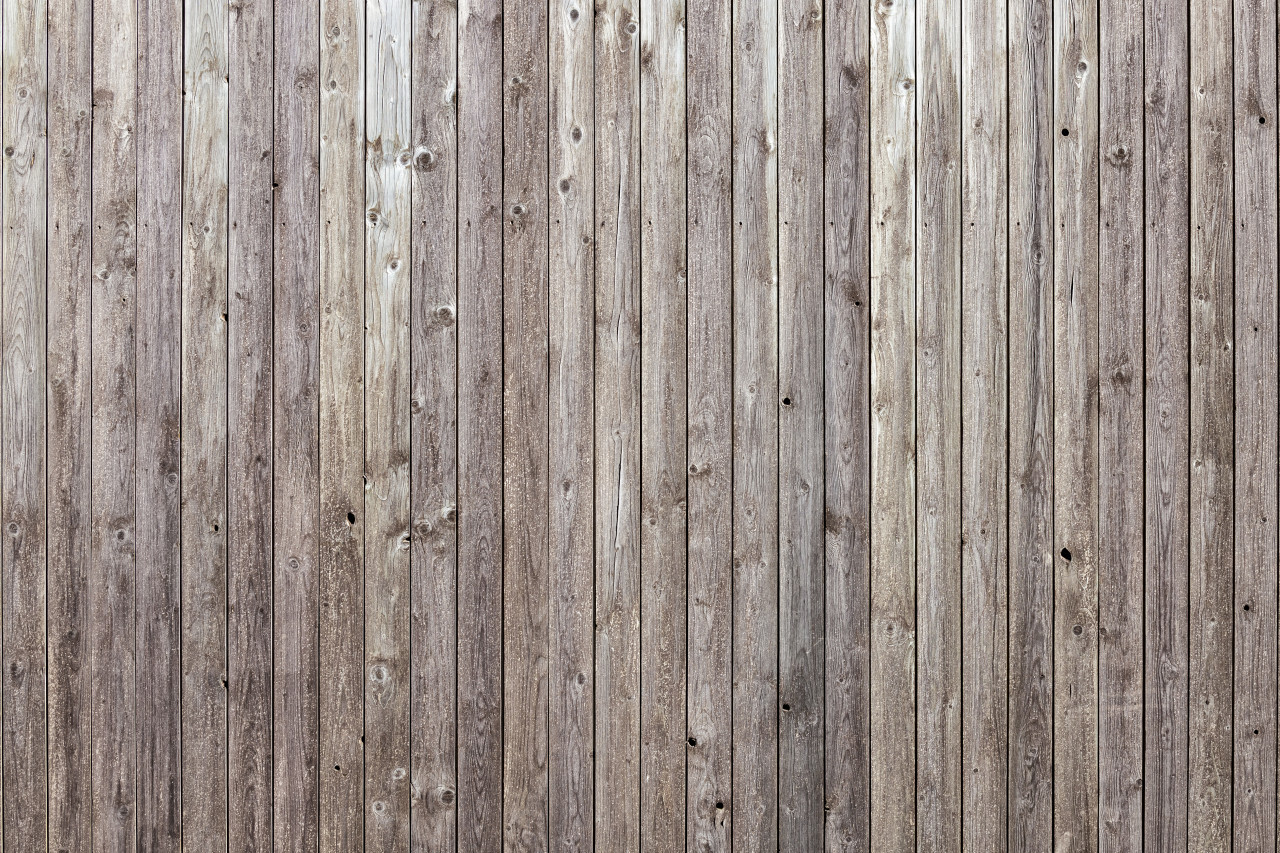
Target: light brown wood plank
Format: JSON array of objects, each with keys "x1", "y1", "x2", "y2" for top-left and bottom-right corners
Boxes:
[
  {"x1": 548, "y1": 0, "x2": 593, "y2": 845},
  {"x1": 915, "y1": 0, "x2": 960, "y2": 844},
  {"x1": 319, "y1": 0, "x2": 365, "y2": 844},
  {"x1": 731, "y1": 0, "x2": 779, "y2": 844},
  {"x1": 593, "y1": 0, "x2": 641, "y2": 845},
  {"x1": 456, "y1": 0, "x2": 504, "y2": 842},
  {"x1": 274, "y1": 0, "x2": 322, "y2": 841},
  {"x1": 1233, "y1": 0, "x2": 1278, "y2": 847},
  {"x1": 686, "y1": 0, "x2": 732, "y2": 842},
  {"x1": 365, "y1": 0, "x2": 413, "y2": 844},
  {"x1": 46, "y1": 0, "x2": 93, "y2": 845},
  {"x1": 823, "y1": 0, "x2": 871, "y2": 846},
  {"x1": 960, "y1": 0, "x2": 1008, "y2": 843},
  {"x1": 1143, "y1": 0, "x2": 1190, "y2": 846},
  {"x1": 639, "y1": 0, "x2": 687, "y2": 844},
  {"x1": 1188, "y1": 0, "x2": 1233, "y2": 847},
  {"x1": 227, "y1": 0, "x2": 275, "y2": 844},
  {"x1": 409, "y1": 0, "x2": 458, "y2": 843}
]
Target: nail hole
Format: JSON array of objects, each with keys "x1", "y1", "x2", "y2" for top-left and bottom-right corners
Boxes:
[
  {"x1": 1060, "y1": 547, "x2": 1071, "y2": 561},
  {"x1": 688, "y1": 737, "x2": 697, "y2": 746}
]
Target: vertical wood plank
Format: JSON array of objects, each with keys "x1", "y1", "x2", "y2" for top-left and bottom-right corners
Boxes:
[
  {"x1": 274, "y1": 0, "x2": 321, "y2": 840},
  {"x1": 915, "y1": 0, "x2": 961, "y2": 842},
  {"x1": 823, "y1": 0, "x2": 871, "y2": 845},
  {"x1": 1006, "y1": 0, "x2": 1052, "y2": 843},
  {"x1": 503, "y1": 0, "x2": 550, "y2": 840},
  {"x1": 960, "y1": 0, "x2": 1008, "y2": 844},
  {"x1": 409, "y1": 0, "x2": 458, "y2": 842},
  {"x1": 686, "y1": 0, "x2": 733, "y2": 841},
  {"x1": 365, "y1": 0, "x2": 413, "y2": 842},
  {"x1": 777, "y1": 0, "x2": 825, "y2": 841},
  {"x1": 456, "y1": 0, "x2": 505, "y2": 841},
  {"x1": 136, "y1": 0, "x2": 184, "y2": 842},
  {"x1": 319, "y1": 0, "x2": 365, "y2": 842},
  {"x1": 1233, "y1": 0, "x2": 1278, "y2": 847},
  {"x1": 639, "y1": 0, "x2": 687, "y2": 844},
  {"x1": 90, "y1": 0, "x2": 139, "y2": 844},
  {"x1": 593, "y1": 0, "x2": 641, "y2": 845},
  {"x1": 46, "y1": 0, "x2": 93, "y2": 844},
  {"x1": 0, "y1": 0, "x2": 47, "y2": 841},
  {"x1": 869, "y1": 0, "x2": 914, "y2": 845},
  {"x1": 227, "y1": 0, "x2": 275, "y2": 843},
  {"x1": 1143, "y1": 0, "x2": 1189, "y2": 846},
  {"x1": 1187, "y1": 0, "x2": 1233, "y2": 848},
  {"x1": 548, "y1": 0, "x2": 594, "y2": 844},
  {"x1": 1097, "y1": 0, "x2": 1144, "y2": 846},
  {"x1": 732, "y1": 0, "x2": 779, "y2": 843}
]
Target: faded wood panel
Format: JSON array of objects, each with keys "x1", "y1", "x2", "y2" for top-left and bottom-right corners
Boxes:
[
  {"x1": 731, "y1": 0, "x2": 779, "y2": 844},
  {"x1": 1233, "y1": 0, "x2": 1278, "y2": 847},
  {"x1": 0, "y1": 0, "x2": 48, "y2": 842}
]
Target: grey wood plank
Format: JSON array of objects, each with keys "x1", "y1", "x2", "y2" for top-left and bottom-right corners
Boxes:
[
  {"x1": 502, "y1": 0, "x2": 550, "y2": 841},
  {"x1": 960, "y1": 0, "x2": 1008, "y2": 842},
  {"x1": 1233, "y1": 0, "x2": 1278, "y2": 847},
  {"x1": 869, "y1": 0, "x2": 914, "y2": 845},
  {"x1": 409, "y1": 0, "x2": 458, "y2": 844},
  {"x1": 548, "y1": 0, "x2": 594, "y2": 845},
  {"x1": 778, "y1": 0, "x2": 825, "y2": 844},
  {"x1": 365, "y1": 0, "x2": 413, "y2": 845},
  {"x1": 319, "y1": 0, "x2": 365, "y2": 844},
  {"x1": 1006, "y1": 0, "x2": 1052, "y2": 844},
  {"x1": 685, "y1": 0, "x2": 732, "y2": 841},
  {"x1": 639, "y1": 0, "x2": 687, "y2": 845},
  {"x1": 45, "y1": 0, "x2": 93, "y2": 845},
  {"x1": 1187, "y1": 0, "x2": 1233, "y2": 848},
  {"x1": 915, "y1": 0, "x2": 961, "y2": 844},
  {"x1": 593, "y1": 0, "x2": 641, "y2": 846},
  {"x1": 1052, "y1": 0, "x2": 1100, "y2": 849},
  {"x1": 228, "y1": 0, "x2": 275, "y2": 844},
  {"x1": 731, "y1": 0, "x2": 779, "y2": 844},
  {"x1": 136, "y1": 0, "x2": 184, "y2": 843},
  {"x1": 0, "y1": 0, "x2": 48, "y2": 843},
  {"x1": 456, "y1": 0, "x2": 504, "y2": 842},
  {"x1": 274, "y1": 0, "x2": 322, "y2": 840},
  {"x1": 823, "y1": 0, "x2": 871, "y2": 846},
  {"x1": 1143, "y1": 0, "x2": 1190, "y2": 846},
  {"x1": 1096, "y1": 0, "x2": 1144, "y2": 848},
  {"x1": 90, "y1": 0, "x2": 139, "y2": 844}
]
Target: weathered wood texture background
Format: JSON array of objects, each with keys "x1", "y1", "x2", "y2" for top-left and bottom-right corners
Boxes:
[{"x1": 0, "y1": 0, "x2": 1271, "y2": 846}]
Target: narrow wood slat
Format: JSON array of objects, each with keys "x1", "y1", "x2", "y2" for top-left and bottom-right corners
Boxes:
[
  {"x1": 1188, "y1": 0, "x2": 1233, "y2": 848},
  {"x1": 46, "y1": 0, "x2": 93, "y2": 845},
  {"x1": 274, "y1": 0, "x2": 322, "y2": 841},
  {"x1": 365, "y1": 0, "x2": 413, "y2": 844},
  {"x1": 732, "y1": 0, "x2": 779, "y2": 844},
  {"x1": 227, "y1": 0, "x2": 275, "y2": 844},
  {"x1": 778, "y1": 0, "x2": 824, "y2": 843},
  {"x1": 915, "y1": 0, "x2": 961, "y2": 842},
  {"x1": 90, "y1": 0, "x2": 139, "y2": 845},
  {"x1": 869, "y1": 0, "x2": 914, "y2": 845},
  {"x1": 1097, "y1": 0, "x2": 1144, "y2": 847},
  {"x1": 136, "y1": 0, "x2": 184, "y2": 843},
  {"x1": 961, "y1": 0, "x2": 1009, "y2": 843},
  {"x1": 823, "y1": 0, "x2": 871, "y2": 846},
  {"x1": 639, "y1": 0, "x2": 687, "y2": 844},
  {"x1": 548, "y1": 0, "x2": 594, "y2": 844},
  {"x1": 686, "y1": 0, "x2": 732, "y2": 841},
  {"x1": 409, "y1": 0, "x2": 458, "y2": 842},
  {"x1": 1143, "y1": 0, "x2": 1190, "y2": 846},
  {"x1": 0, "y1": 0, "x2": 48, "y2": 842},
  {"x1": 319, "y1": 0, "x2": 365, "y2": 843},
  {"x1": 1233, "y1": 0, "x2": 1278, "y2": 846},
  {"x1": 456, "y1": 0, "x2": 504, "y2": 842},
  {"x1": 593, "y1": 0, "x2": 641, "y2": 846}
]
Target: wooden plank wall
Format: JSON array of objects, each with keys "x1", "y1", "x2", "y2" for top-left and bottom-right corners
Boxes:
[{"x1": 5, "y1": 0, "x2": 1280, "y2": 848}]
